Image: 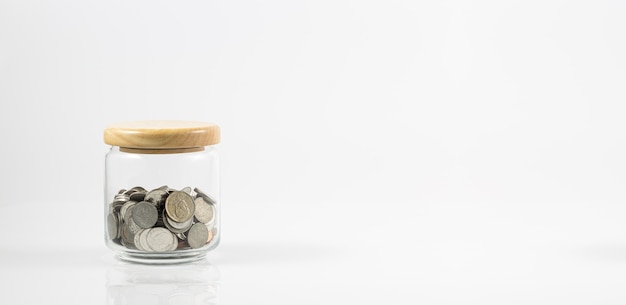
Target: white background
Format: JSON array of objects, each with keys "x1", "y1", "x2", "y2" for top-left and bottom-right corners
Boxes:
[{"x1": 1, "y1": 0, "x2": 626, "y2": 304}]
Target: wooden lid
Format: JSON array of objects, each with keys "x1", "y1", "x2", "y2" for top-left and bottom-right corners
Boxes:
[{"x1": 104, "y1": 120, "x2": 220, "y2": 150}]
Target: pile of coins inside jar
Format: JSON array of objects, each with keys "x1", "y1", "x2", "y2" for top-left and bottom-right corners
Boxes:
[{"x1": 107, "y1": 186, "x2": 217, "y2": 252}]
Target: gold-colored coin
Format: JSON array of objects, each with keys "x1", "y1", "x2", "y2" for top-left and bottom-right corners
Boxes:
[{"x1": 165, "y1": 191, "x2": 195, "y2": 223}]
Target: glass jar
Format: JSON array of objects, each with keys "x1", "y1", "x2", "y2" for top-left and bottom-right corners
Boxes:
[{"x1": 103, "y1": 120, "x2": 220, "y2": 264}]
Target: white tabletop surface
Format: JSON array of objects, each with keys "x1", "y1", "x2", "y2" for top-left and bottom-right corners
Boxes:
[
  {"x1": 1, "y1": 0, "x2": 625, "y2": 303},
  {"x1": 1, "y1": 199, "x2": 625, "y2": 304}
]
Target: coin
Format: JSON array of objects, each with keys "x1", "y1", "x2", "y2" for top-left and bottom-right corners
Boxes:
[
  {"x1": 194, "y1": 188, "x2": 216, "y2": 204},
  {"x1": 187, "y1": 223, "x2": 209, "y2": 249},
  {"x1": 126, "y1": 215, "x2": 142, "y2": 234},
  {"x1": 169, "y1": 216, "x2": 193, "y2": 231},
  {"x1": 128, "y1": 186, "x2": 147, "y2": 193},
  {"x1": 146, "y1": 227, "x2": 177, "y2": 252},
  {"x1": 207, "y1": 229, "x2": 214, "y2": 243},
  {"x1": 107, "y1": 213, "x2": 119, "y2": 239},
  {"x1": 108, "y1": 186, "x2": 218, "y2": 252},
  {"x1": 193, "y1": 197, "x2": 215, "y2": 224},
  {"x1": 162, "y1": 210, "x2": 192, "y2": 234},
  {"x1": 120, "y1": 222, "x2": 136, "y2": 248},
  {"x1": 132, "y1": 201, "x2": 158, "y2": 229},
  {"x1": 114, "y1": 193, "x2": 129, "y2": 202},
  {"x1": 129, "y1": 191, "x2": 146, "y2": 202},
  {"x1": 134, "y1": 229, "x2": 146, "y2": 251},
  {"x1": 123, "y1": 188, "x2": 137, "y2": 196},
  {"x1": 119, "y1": 201, "x2": 137, "y2": 220},
  {"x1": 110, "y1": 200, "x2": 125, "y2": 214},
  {"x1": 145, "y1": 189, "x2": 168, "y2": 206},
  {"x1": 139, "y1": 229, "x2": 152, "y2": 251},
  {"x1": 134, "y1": 229, "x2": 152, "y2": 251},
  {"x1": 165, "y1": 191, "x2": 195, "y2": 222}
]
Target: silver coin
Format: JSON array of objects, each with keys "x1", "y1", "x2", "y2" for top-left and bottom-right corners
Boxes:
[
  {"x1": 181, "y1": 186, "x2": 192, "y2": 194},
  {"x1": 187, "y1": 223, "x2": 209, "y2": 249},
  {"x1": 168, "y1": 237, "x2": 178, "y2": 251},
  {"x1": 168, "y1": 215, "x2": 193, "y2": 230},
  {"x1": 111, "y1": 199, "x2": 127, "y2": 206},
  {"x1": 129, "y1": 191, "x2": 146, "y2": 202},
  {"x1": 114, "y1": 193, "x2": 130, "y2": 202},
  {"x1": 161, "y1": 209, "x2": 177, "y2": 232},
  {"x1": 193, "y1": 197, "x2": 215, "y2": 224},
  {"x1": 145, "y1": 189, "x2": 168, "y2": 206},
  {"x1": 122, "y1": 203, "x2": 135, "y2": 221},
  {"x1": 124, "y1": 186, "x2": 146, "y2": 195},
  {"x1": 146, "y1": 227, "x2": 177, "y2": 252},
  {"x1": 107, "y1": 213, "x2": 119, "y2": 239},
  {"x1": 205, "y1": 219, "x2": 215, "y2": 232},
  {"x1": 193, "y1": 188, "x2": 216, "y2": 205},
  {"x1": 131, "y1": 201, "x2": 158, "y2": 229},
  {"x1": 175, "y1": 232, "x2": 187, "y2": 241},
  {"x1": 134, "y1": 229, "x2": 146, "y2": 251},
  {"x1": 126, "y1": 216, "x2": 142, "y2": 234},
  {"x1": 162, "y1": 210, "x2": 191, "y2": 234},
  {"x1": 170, "y1": 219, "x2": 193, "y2": 233},
  {"x1": 165, "y1": 191, "x2": 195, "y2": 222},
  {"x1": 120, "y1": 223, "x2": 136, "y2": 248},
  {"x1": 139, "y1": 228, "x2": 152, "y2": 251},
  {"x1": 119, "y1": 201, "x2": 137, "y2": 220},
  {"x1": 134, "y1": 228, "x2": 152, "y2": 251},
  {"x1": 128, "y1": 186, "x2": 147, "y2": 193},
  {"x1": 163, "y1": 219, "x2": 185, "y2": 234},
  {"x1": 110, "y1": 200, "x2": 125, "y2": 214},
  {"x1": 122, "y1": 204, "x2": 141, "y2": 233}
]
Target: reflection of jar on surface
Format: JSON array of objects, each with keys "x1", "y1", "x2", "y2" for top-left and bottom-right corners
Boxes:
[
  {"x1": 106, "y1": 260, "x2": 220, "y2": 305},
  {"x1": 104, "y1": 121, "x2": 221, "y2": 264}
]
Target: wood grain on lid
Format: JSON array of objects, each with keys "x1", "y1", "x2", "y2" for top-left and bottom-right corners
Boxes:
[{"x1": 104, "y1": 120, "x2": 220, "y2": 149}]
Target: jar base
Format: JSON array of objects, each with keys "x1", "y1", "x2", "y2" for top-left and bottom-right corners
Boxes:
[{"x1": 116, "y1": 251, "x2": 207, "y2": 265}]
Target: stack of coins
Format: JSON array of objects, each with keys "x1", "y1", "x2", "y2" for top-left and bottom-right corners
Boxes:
[{"x1": 107, "y1": 186, "x2": 216, "y2": 252}]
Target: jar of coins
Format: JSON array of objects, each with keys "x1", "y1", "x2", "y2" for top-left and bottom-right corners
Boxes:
[{"x1": 103, "y1": 121, "x2": 220, "y2": 263}]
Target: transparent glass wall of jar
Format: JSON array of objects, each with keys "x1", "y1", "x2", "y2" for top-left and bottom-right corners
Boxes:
[{"x1": 105, "y1": 146, "x2": 220, "y2": 263}]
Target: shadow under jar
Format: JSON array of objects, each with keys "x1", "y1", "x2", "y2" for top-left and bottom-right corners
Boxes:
[{"x1": 104, "y1": 120, "x2": 221, "y2": 264}]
